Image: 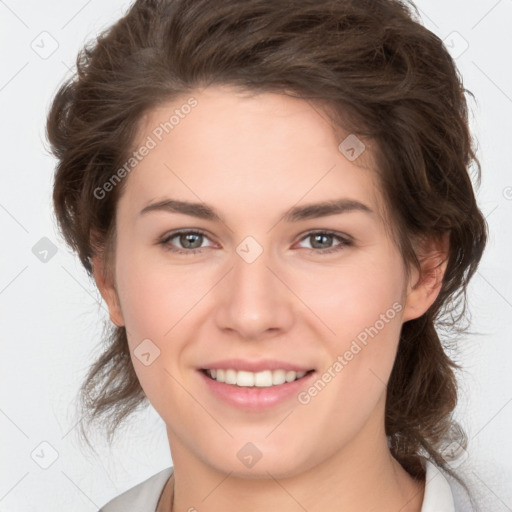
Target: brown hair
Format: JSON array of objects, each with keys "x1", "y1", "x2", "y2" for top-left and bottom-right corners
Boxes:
[{"x1": 47, "y1": 0, "x2": 487, "y2": 499}]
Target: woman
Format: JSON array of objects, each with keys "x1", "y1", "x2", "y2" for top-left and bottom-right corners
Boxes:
[{"x1": 46, "y1": 0, "x2": 488, "y2": 510}]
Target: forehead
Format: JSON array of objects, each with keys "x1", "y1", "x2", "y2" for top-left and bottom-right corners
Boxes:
[
  {"x1": 120, "y1": 85, "x2": 387, "y2": 223},
  {"x1": 138, "y1": 85, "x2": 366, "y2": 162}
]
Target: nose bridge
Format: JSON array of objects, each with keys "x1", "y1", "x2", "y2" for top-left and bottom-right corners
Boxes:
[
  {"x1": 233, "y1": 242, "x2": 276, "y2": 301},
  {"x1": 214, "y1": 236, "x2": 293, "y2": 338}
]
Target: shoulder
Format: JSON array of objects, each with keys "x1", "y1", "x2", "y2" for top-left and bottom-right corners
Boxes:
[{"x1": 98, "y1": 467, "x2": 174, "y2": 512}]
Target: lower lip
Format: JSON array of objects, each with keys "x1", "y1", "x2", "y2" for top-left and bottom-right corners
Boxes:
[{"x1": 199, "y1": 370, "x2": 315, "y2": 411}]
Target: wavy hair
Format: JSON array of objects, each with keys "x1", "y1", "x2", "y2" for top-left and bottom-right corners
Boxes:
[{"x1": 46, "y1": 0, "x2": 487, "y2": 500}]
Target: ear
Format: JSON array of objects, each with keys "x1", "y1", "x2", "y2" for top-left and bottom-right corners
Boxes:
[
  {"x1": 401, "y1": 232, "x2": 449, "y2": 323},
  {"x1": 91, "y1": 250, "x2": 125, "y2": 328}
]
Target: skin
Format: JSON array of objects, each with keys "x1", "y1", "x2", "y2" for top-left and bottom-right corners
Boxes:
[{"x1": 93, "y1": 85, "x2": 448, "y2": 512}]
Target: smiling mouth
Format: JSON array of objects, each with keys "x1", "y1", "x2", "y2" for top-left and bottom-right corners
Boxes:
[{"x1": 201, "y1": 368, "x2": 315, "y2": 387}]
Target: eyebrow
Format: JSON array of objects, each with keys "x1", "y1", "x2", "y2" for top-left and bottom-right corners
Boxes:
[{"x1": 139, "y1": 197, "x2": 373, "y2": 224}]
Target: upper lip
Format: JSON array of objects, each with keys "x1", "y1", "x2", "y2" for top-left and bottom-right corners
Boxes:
[{"x1": 200, "y1": 359, "x2": 315, "y2": 373}]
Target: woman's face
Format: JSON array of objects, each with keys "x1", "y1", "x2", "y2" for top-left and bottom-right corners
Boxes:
[{"x1": 97, "y1": 85, "x2": 428, "y2": 478}]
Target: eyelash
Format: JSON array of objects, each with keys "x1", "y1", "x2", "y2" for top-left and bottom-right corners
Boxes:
[{"x1": 158, "y1": 229, "x2": 353, "y2": 256}]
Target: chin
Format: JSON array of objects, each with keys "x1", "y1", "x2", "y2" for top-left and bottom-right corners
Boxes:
[{"x1": 204, "y1": 444, "x2": 315, "y2": 480}]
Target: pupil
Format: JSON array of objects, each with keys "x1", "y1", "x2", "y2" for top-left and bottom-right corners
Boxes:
[
  {"x1": 182, "y1": 233, "x2": 201, "y2": 249},
  {"x1": 312, "y1": 234, "x2": 331, "y2": 249}
]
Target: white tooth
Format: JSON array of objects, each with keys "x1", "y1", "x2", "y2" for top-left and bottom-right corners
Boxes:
[
  {"x1": 225, "y1": 369, "x2": 237, "y2": 385},
  {"x1": 272, "y1": 369, "x2": 287, "y2": 385},
  {"x1": 254, "y1": 370, "x2": 273, "y2": 387},
  {"x1": 236, "y1": 370, "x2": 255, "y2": 387},
  {"x1": 285, "y1": 370, "x2": 297, "y2": 383},
  {"x1": 209, "y1": 368, "x2": 309, "y2": 386}
]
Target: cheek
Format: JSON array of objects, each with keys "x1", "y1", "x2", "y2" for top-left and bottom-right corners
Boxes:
[
  {"x1": 113, "y1": 247, "x2": 218, "y2": 399},
  {"x1": 297, "y1": 250, "x2": 406, "y2": 406},
  {"x1": 298, "y1": 250, "x2": 406, "y2": 343},
  {"x1": 114, "y1": 247, "x2": 210, "y2": 339}
]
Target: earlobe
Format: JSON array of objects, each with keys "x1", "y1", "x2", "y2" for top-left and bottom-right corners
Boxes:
[
  {"x1": 401, "y1": 233, "x2": 449, "y2": 323},
  {"x1": 91, "y1": 253, "x2": 125, "y2": 328}
]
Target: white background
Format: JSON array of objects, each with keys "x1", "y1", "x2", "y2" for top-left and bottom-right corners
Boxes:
[{"x1": 1, "y1": 0, "x2": 511, "y2": 510}]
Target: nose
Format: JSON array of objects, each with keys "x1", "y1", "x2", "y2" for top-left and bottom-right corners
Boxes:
[{"x1": 214, "y1": 245, "x2": 295, "y2": 341}]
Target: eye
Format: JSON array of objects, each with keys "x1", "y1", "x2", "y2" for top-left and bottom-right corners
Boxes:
[
  {"x1": 295, "y1": 230, "x2": 353, "y2": 254},
  {"x1": 158, "y1": 229, "x2": 353, "y2": 255},
  {"x1": 158, "y1": 229, "x2": 214, "y2": 255}
]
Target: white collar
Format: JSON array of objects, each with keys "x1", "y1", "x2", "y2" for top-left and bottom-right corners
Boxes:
[{"x1": 421, "y1": 459, "x2": 455, "y2": 511}]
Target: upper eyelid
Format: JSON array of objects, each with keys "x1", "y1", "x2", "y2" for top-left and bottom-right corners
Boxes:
[{"x1": 161, "y1": 228, "x2": 215, "y2": 245}]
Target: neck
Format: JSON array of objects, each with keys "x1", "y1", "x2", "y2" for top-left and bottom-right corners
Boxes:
[
  {"x1": 161, "y1": 400, "x2": 425, "y2": 512},
  {"x1": 160, "y1": 454, "x2": 424, "y2": 512}
]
